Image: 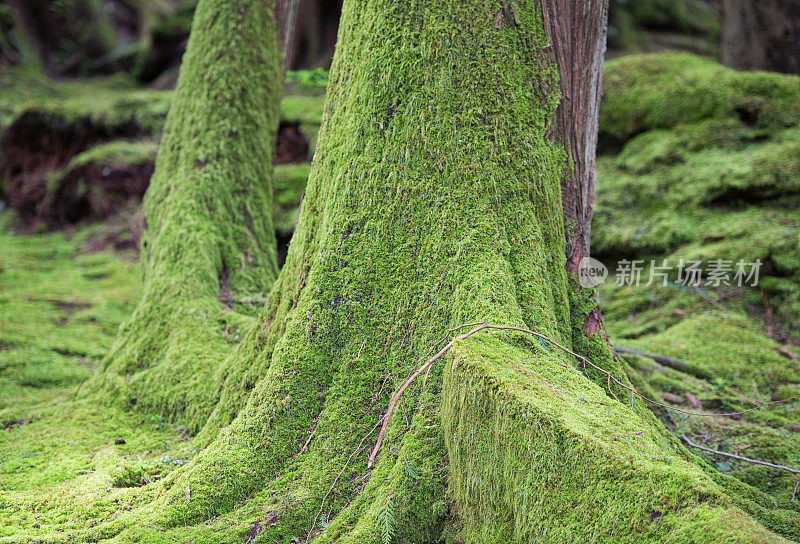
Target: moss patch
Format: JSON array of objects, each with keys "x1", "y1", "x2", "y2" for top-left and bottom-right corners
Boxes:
[{"x1": 595, "y1": 53, "x2": 800, "y2": 329}]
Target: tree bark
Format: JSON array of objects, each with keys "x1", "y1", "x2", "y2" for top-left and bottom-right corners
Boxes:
[
  {"x1": 543, "y1": 0, "x2": 609, "y2": 336},
  {"x1": 542, "y1": 0, "x2": 608, "y2": 278},
  {"x1": 722, "y1": 0, "x2": 800, "y2": 75}
]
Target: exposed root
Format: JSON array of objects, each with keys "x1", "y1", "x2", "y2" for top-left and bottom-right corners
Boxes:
[{"x1": 368, "y1": 322, "x2": 800, "y2": 468}]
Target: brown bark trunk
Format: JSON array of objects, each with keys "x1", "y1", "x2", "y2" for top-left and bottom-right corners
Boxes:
[
  {"x1": 286, "y1": 0, "x2": 343, "y2": 69},
  {"x1": 722, "y1": 0, "x2": 800, "y2": 75},
  {"x1": 276, "y1": 0, "x2": 300, "y2": 70},
  {"x1": 542, "y1": 0, "x2": 609, "y2": 333}
]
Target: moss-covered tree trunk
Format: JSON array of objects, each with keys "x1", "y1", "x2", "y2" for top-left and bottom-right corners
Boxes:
[
  {"x1": 79, "y1": 0, "x2": 799, "y2": 542},
  {"x1": 93, "y1": 0, "x2": 283, "y2": 430}
]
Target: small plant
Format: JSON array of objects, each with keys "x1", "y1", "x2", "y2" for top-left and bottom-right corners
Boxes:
[
  {"x1": 403, "y1": 460, "x2": 419, "y2": 480},
  {"x1": 375, "y1": 499, "x2": 395, "y2": 544},
  {"x1": 537, "y1": 337, "x2": 552, "y2": 353}
]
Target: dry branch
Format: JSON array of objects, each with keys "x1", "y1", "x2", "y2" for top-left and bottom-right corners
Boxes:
[{"x1": 681, "y1": 435, "x2": 800, "y2": 475}]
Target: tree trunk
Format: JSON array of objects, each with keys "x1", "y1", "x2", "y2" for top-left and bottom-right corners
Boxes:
[
  {"x1": 721, "y1": 0, "x2": 800, "y2": 75},
  {"x1": 84, "y1": 0, "x2": 797, "y2": 542},
  {"x1": 542, "y1": 0, "x2": 609, "y2": 336},
  {"x1": 93, "y1": 0, "x2": 283, "y2": 430},
  {"x1": 543, "y1": 0, "x2": 608, "y2": 277}
]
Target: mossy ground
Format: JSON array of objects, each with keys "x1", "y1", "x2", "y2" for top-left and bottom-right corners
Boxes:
[
  {"x1": 593, "y1": 53, "x2": 800, "y2": 525},
  {"x1": 0, "y1": 222, "x2": 201, "y2": 538},
  {"x1": 2, "y1": 221, "x2": 798, "y2": 541}
]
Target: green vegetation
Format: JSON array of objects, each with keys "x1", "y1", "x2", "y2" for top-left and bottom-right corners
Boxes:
[
  {"x1": 0, "y1": 226, "x2": 198, "y2": 531},
  {"x1": 0, "y1": 228, "x2": 139, "y2": 411},
  {"x1": 593, "y1": 53, "x2": 800, "y2": 531},
  {"x1": 93, "y1": 0, "x2": 284, "y2": 434},
  {"x1": 1, "y1": 16, "x2": 799, "y2": 544},
  {"x1": 595, "y1": 53, "x2": 800, "y2": 329},
  {"x1": 274, "y1": 163, "x2": 311, "y2": 235}
]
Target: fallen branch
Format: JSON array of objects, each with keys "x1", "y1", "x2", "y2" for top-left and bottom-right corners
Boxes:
[
  {"x1": 367, "y1": 322, "x2": 800, "y2": 469},
  {"x1": 613, "y1": 346, "x2": 712, "y2": 378},
  {"x1": 681, "y1": 435, "x2": 800, "y2": 475}
]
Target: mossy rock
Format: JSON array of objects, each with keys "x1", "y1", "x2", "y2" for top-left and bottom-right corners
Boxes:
[{"x1": 594, "y1": 53, "x2": 800, "y2": 328}]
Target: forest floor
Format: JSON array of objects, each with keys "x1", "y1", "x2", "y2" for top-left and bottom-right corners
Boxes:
[{"x1": 1, "y1": 212, "x2": 799, "y2": 537}]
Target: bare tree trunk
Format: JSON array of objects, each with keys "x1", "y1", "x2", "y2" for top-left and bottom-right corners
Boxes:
[
  {"x1": 722, "y1": 0, "x2": 800, "y2": 75},
  {"x1": 543, "y1": 0, "x2": 610, "y2": 334},
  {"x1": 276, "y1": 0, "x2": 301, "y2": 70}
]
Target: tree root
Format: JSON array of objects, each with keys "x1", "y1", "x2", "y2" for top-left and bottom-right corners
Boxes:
[
  {"x1": 613, "y1": 345, "x2": 713, "y2": 379},
  {"x1": 368, "y1": 322, "x2": 800, "y2": 468}
]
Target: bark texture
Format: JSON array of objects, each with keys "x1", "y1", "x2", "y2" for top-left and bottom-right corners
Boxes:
[
  {"x1": 542, "y1": 0, "x2": 609, "y2": 278},
  {"x1": 722, "y1": 0, "x2": 800, "y2": 75}
]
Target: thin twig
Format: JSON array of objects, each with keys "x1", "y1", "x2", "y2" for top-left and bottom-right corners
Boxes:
[
  {"x1": 307, "y1": 415, "x2": 385, "y2": 542},
  {"x1": 297, "y1": 417, "x2": 319, "y2": 457},
  {"x1": 367, "y1": 323, "x2": 488, "y2": 468},
  {"x1": 793, "y1": 480, "x2": 799, "y2": 501},
  {"x1": 366, "y1": 322, "x2": 800, "y2": 469},
  {"x1": 474, "y1": 420, "x2": 505, "y2": 447},
  {"x1": 681, "y1": 435, "x2": 800, "y2": 475}
]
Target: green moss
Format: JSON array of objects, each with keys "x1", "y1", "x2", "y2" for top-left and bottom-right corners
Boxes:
[
  {"x1": 443, "y1": 333, "x2": 796, "y2": 542},
  {"x1": 6, "y1": 85, "x2": 171, "y2": 138},
  {"x1": 594, "y1": 53, "x2": 800, "y2": 328},
  {"x1": 273, "y1": 163, "x2": 311, "y2": 235},
  {"x1": 591, "y1": 55, "x2": 800, "y2": 531},
  {"x1": 0, "y1": 228, "x2": 140, "y2": 409},
  {"x1": 92, "y1": 0, "x2": 283, "y2": 432},
  {"x1": 599, "y1": 53, "x2": 800, "y2": 148},
  {"x1": 280, "y1": 94, "x2": 326, "y2": 154},
  {"x1": 64, "y1": 4, "x2": 788, "y2": 543},
  {"x1": 598, "y1": 278, "x2": 800, "y2": 504},
  {"x1": 61, "y1": 140, "x2": 159, "y2": 171},
  {"x1": 2, "y1": 13, "x2": 798, "y2": 544}
]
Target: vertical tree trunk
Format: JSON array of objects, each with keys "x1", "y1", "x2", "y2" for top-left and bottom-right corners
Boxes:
[
  {"x1": 543, "y1": 0, "x2": 608, "y2": 277},
  {"x1": 276, "y1": 0, "x2": 301, "y2": 70},
  {"x1": 94, "y1": 0, "x2": 283, "y2": 429},
  {"x1": 543, "y1": 0, "x2": 609, "y2": 336},
  {"x1": 722, "y1": 0, "x2": 800, "y2": 75}
]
